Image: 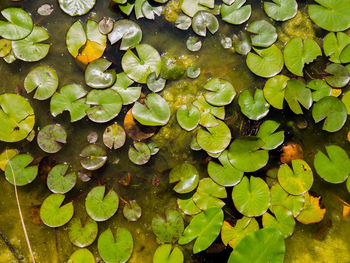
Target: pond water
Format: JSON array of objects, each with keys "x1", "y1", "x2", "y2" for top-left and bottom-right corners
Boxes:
[{"x1": 0, "y1": 0, "x2": 349, "y2": 262}]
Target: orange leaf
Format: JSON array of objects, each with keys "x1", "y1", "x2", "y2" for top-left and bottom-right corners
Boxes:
[
  {"x1": 76, "y1": 40, "x2": 105, "y2": 65},
  {"x1": 297, "y1": 192, "x2": 326, "y2": 224}
]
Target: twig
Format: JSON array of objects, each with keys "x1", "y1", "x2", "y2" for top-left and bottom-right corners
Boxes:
[{"x1": 0, "y1": 230, "x2": 24, "y2": 261}]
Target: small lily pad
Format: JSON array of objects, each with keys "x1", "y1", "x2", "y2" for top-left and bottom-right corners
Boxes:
[
  {"x1": 192, "y1": 11, "x2": 219, "y2": 37},
  {"x1": 323, "y1": 32, "x2": 350, "y2": 63},
  {"x1": 98, "y1": 17, "x2": 114, "y2": 35},
  {"x1": 175, "y1": 15, "x2": 191, "y2": 30},
  {"x1": 238, "y1": 89, "x2": 270, "y2": 121},
  {"x1": 153, "y1": 244, "x2": 184, "y2": 263},
  {"x1": 263, "y1": 75, "x2": 289, "y2": 109},
  {"x1": 68, "y1": 216, "x2": 98, "y2": 248},
  {"x1": 123, "y1": 200, "x2": 142, "y2": 222},
  {"x1": 68, "y1": 249, "x2": 95, "y2": 263},
  {"x1": 193, "y1": 178, "x2": 227, "y2": 210},
  {"x1": 142, "y1": 1, "x2": 163, "y2": 20},
  {"x1": 152, "y1": 209, "x2": 184, "y2": 243},
  {"x1": 186, "y1": 66, "x2": 201, "y2": 79},
  {"x1": 0, "y1": 8, "x2": 33, "y2": 40},
  {"x1": 180, "y1": 0, "x2": 214, "y2": 17},
  {"x1": 204, "y1": 78, "x2": 236, "y2": 106},
  {"x1": 103, "y1": 123, "x2": 126, "y2": 150},
  {"x1": 58, "y1": 0, "x2": 96, "y2": 16},
  {"x1": 176, "y1": 105, "x2": 200, "y2": 131},
  {"x1": 47, "y1": 164, "x2": 76, "y2": 194},
  {"x1": 0, "y1": 149, "x2": 18, "y2": 171},
  {"x1": 37, "y1": 124, "x2": 67, "y2": 154},
  {"x1": 80, "y1": 144, "x2": 107, "y2": 170},
  {"x1": 324, "y1": 63, "x2": 350, "y2": 88},
  {"x1": 285, "y1": 79, "x2": 312, "y2": 115},
  {"x1": 66, "y1": 21, "x2": 87, "y2": 58},
  {"x1": 85, "y1": 58, "x2": 116, "y2": 89},
  {"x1": 246, "y1": 20, "x2": 277, "y2": 47},
  {"x1": 186, "y1": 36, "x2": 202, "y2": 52},
  {"x1": 169, "y1": 163, "x2": 199, "y2": 194},
  {"x1": 4, "y1": 153, "x2": 38, "y2": 186},
  {"x1": 147, "y1": 72, "x2": 166, "y2": 92},
  {"x1": 128, "y1": 141, "x2": 151, "y2": 165},
  {"x1": 307, "y1": 79, "x2": 332, "y2": 102},
  {"x1": 232, "y1": 32, "x2": 251, "y2": 55},
  {"x1": 221, "y1": 0, "x2": 251, "y2": 25},
  {"x1": 111, "y1": 72, "x2": 141, "y2": 105},
  {"x1": 108, "y1": 19, "x2": 142, "y2": 50},
  {"x1": 296, "y1": 193, "x2": 325, "y2": 224},
  {"x1": 263, "y1": 206, "x2": 295, "y2": 238},
  {"x1": 264, "y1": 0, "x2": 297, "y2": 21},
  {"x1": 256, "y1": 120, "x2": 284, "y2": 150},
  {"x1": 177, "y1": 193, "x2": 201, "y2": 216}
]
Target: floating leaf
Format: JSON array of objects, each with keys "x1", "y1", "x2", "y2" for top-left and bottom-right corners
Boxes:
[
  {"x1": 186, "y1": 66, "x2": 201, "y2": 79},
  {"x1": 58, "y1": 0, "x2": 96, "y2": 16},
  {"x1": 148, "y1": 141, "x2": 159, "y2": 155},
  {"x1": 232, "y1": 32, "x2": 251, "y2": 55},
  {"x1": 192, "y1": 11, "x2": 219, "y2": 37},
  {"x1": 97, "y1": 228, "x2": 133, "y2": 263},
  {"x1": 180, "y1": 0, "x2": 214, "y2": 17},
  {"x1": 312, "y1": 96, "x2": 347, "y2": 132},
  {"x1": 152, "y1": 209, "x2": 184, "y2": 243},
  {"x1": 0, "y1": 39, "x2": 11, "y2": 57},
  {"x1": 246, "y1": 20, "x2": 277, "y2": 47},
  {"x1": 177, "y1": 193, "x2": 201, "y2": 216},
  {"x1": 175, "y1": 15, "x2": 191, "y2": 30},
  {"x1": 66, "y1": 21, "x2": 87, "y2": 58},
  {"x1": 4, "y1": 154, "x2": 38, "y2": 186},
  {"x1": 342, "y1": 90, "x2": 350, "y2": 115},
  {"x1": 238, "y1": 89, "x2": 270, "y2": 121},
  {"x1": 111, "y1": 72, "x2": 141, "y2": 105},
  {"x1": 221, "y1": 0, "x2": 251, "y2": 25},
  {"x1": 232, "y1": 176, "x2": 270, "y2": 217},
  {"x1": 128, "y1": 141, "x2": 151, "y2": 165},
  {"x1": 147, "y1": 73, "x2": 166, "y2": 92},
  {"x1": 228, "y1": 136, "x2": 269, "y2": 172},
  {"x1": 103, "y1": 123, "x2": 126, "y2": 150},
  {"x1": 50, "y1": 84, "x2": 89, "y2": 122},
  {"x1": 85, "y1": 58, "x2": 116, "y2": 89},
  {"x1": 0, "y1": 149, "x2": 18, "y2": 171},
  {"x1": 68, "y1": 249, "x2": 95, "y2": 263},
  {"x1": 123, "y1": 200, "x2": 142, "y2": 222},
  {"x1": 37, "y1": 124, "x2": 67, "y2": 153},
  {"x1": 176, "y1": 105, "x2": 200, "y2": 131},
  {"x1": 186, "y1": 36, "x2": 202, "y2": 52},
  {"x1": 193, "y1": 178, "x2": 227, "y2": 210},
  {"x1": 285, "y1": 79, "x2": 312, "y2": 114},
  {"x1": 142, "y1": 1, "x2": 163, "y2": 20},
  {"x1": 204, "y1": 78, "x2": 236, "y2": 106},
  {"x1": 324, "y1": 63, "x2": 350, "y2": 88},
  {"x1": 40, "y1": 193, "x2": 74, "y2": 227},
  {"x1": 80, "y1": 144, "x2": 107, "y2": 170},
  {"x1": 264, "y1": 0, "x2": 297, "y2": 21},
  {"x1": 153, "y1": 244, "x2": 184, "y2": 263},
  {"x1": 0, "y1": 93, "x2": 35, "y2": 142},
  {"x1": 307, "y1": 79, "x2": 332, "y2": 102},
  {"x1": 263, "y1": 206, "x2": 295, "y2": 238},
  {"x1": 263, "y1": 75, "x2": 289, "y2": 109},
  {"x1": 169, "y1": 163, "x2": 199, "y2": 194},
  {"x1": 108, "y1": 19, "x2": 142, "y2": 50},
  {"x1": 47, "y1": 164, "x2": 76, "y2": 194},
  {"x1": 323, "y1": 32, "x2": 350, "y2": 63},
  {"x1": 256, "y1": 120, "x2": 284, "y2": 150},
  {"x1": 122, "y1": 44, "x2": 161, "y2": 84},
  {"x1": 178, "y1": 207, "x2": 223, "y2": 254},
  {"x1": 0, "y1": 8, "x2": 33, "y2": 40},
  {"x1": 340, "y1": 43, "x2": 350, "y2": 63},
  {"x1": 98, "y1": 17, "x2": 114, "y2": 35},
  {"x1": 85, "y1": 186, "x2": 119, "y2": 222},
  {"x1": 24, "y1": 66, "x2": 59, "y2": 100},
  {"x1": 68, "y1": 216, "x2": 98, "y2": 248},
  {"x1": 296, "y1": 193, "x2": 325, "y2": 224},
  {"x1": 246, "y1": 45, "x2": 283, "y2": 78}
]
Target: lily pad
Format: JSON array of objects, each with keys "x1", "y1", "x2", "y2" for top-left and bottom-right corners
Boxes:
[
  {"x1": 263, "y1": 206, "x2": 295, "y2": 238},
  {"x1": 340, "y1": 43, "x2": 350, "y2": 63},
  {"x1": 264, "y1": 0, "x2": 297, "y2": 21},
  {"x1": 180, "y1": 0, "x2": 214, "y2": 17},
  {"x1": 323, "y1": 32, "x2": 350, "y2": 63},
  {"x1": 47, "y1": 164, "x2": 76, "y2": 194},
  {"x1": 80, "y1": 144, "x2": 107, "y2": 170},
  {"x1": 312, "y1": 96, "x2": 347, "y2": 132},
  {"x1": 296, "y1": 192, "x2": 325, "y2": 224},
  {"x1": 85, "y1": 58, "x2": 116, "y2": 89},
  {"x1": 152, "y1": 209, "x2": 184, "y2": 243},
  {"x1": 232, "y1": 32, "x2": 251, "y2": 55},
  {"x1": 177, "y1": 193, "x2": 201, "y2": 216},
  {"x1": 256, "y1": 120, "x2": 284, "y2": 150},
  {"x1": 37, "y1": 124, "x2": 67, "y2": 153},
  {"x1": 108, "y1": 19, "x2": 142, "y2": 50},
  {"x1": 246, "y1": 20, "x2": 277, "y2": 47},
  {"x1": 0, "y1": 149, "x2": 18, "y2": 171},
  {"x1": 186, "y1": 36, "x2": 202, "y2": 52},
  {"x1": 342, "y1": 90, "x2": 350, "y2": 114},
  {"x1": 153, "y1": 244, "x2": 184, "y2": 263},
  {"x1": 68, "y1": 249, "x2": 95, "y2": 263},
  {"x1": 40, "y1": 193, "x2": 74, "y2": 227},
  {"x1": 111, "y1": 72, "x2": 141, "y2": 105},
  {"x1": 50, "y1": 84, "x2": 89, "y2": 122},
  {"x1": 324, "y1": 63, "x2": 350, "y2": 88},
  {"x1": 12, "y1": 26, "x2": 50, "y2": 62},
  {"x1": 238, "y1": 89, "x2": 270, "y2": 121},
  {"x1": 123, "y1": 200, "x2": 142, "y2": 222},
  {"x1": 68, "y1": 216, "x2": 98, "y2": 247},
  {"x1": 186, "y1": 66, "x2": 201, "y2": 79},
  {"x1": 142, "y1": 1, "x2": 163, "y2": 20},
  {"x1": 221, "y1": 0, "x2": 251, "y2": 25},
  {"x1": 147, "y1": 73, "x2": 166, "y2": 92},
  {"x1": 263, "y1": 75, "x2": 289, "y2": 109},
  {"x1": 103, "y1": 123, "x2": 126, "y2": 150},
  {"x1": 192, "y1": 11, "x2": 219, "y2": 37},
  {"x1": 178, "y1": 207, "x2": 223, "y2": 254},
  {"x1": 0, "y1": 93, "x2": 35, "y2": 142},
  {"x1": 169, "y1": 163, "x2": 199, "y2": 194},
  {"x1": 58, "y1": 0, "x2": 96, "y2": 16},
  {"x1": 175, "y1": 15, "x2": 192, "y2": 30},
  {"x1": 285, "y1": 79, "x2": 312, "y2": 114},
  {"x1": 160, "y1": 54, "x2": 186, "y2": 80},
  {"x1": 232, "y1": 176, "x2": 270, "y2": 217},
  {"x1": 128, "y1": 141, "x2": 151, "y2": 165},
  {"x1": 246, "y1": 45, "x2": 284, "y2": 78},
  {"x1": 176, "y1": 105, "x2": 200, "y2": 131},
  {"x1": 97, "y1": 228, "x2": 133, "y2": 263},
  {"x1": 122, "y1": 44, "x2": 161, "y2": 84},
  {"x1": 0, "y1": 39, "x2": 11, "y2": 57},
  {"x1": 204, "y1": 78, "x2": 236, "y2": 106},
  {"x1": 307, "y1": 79, "x2": 332, "y2": 102},
  {"x1": 85, "y1": 186, "x2": 119, "y2": 222},
  {"x1": 0, "y1": 8, "x2": 33, "y2": 40},
  {"x1": 314, "y1": 145, "x2": 350, "y2": 184},
  {"x1": 228, "y1": 136, "x2": 269, "y2": 172},
  {"x1": 66, "y1": 21, "x2": 87, "y2": 58},
  {"x1": 193, "y1": 178, "x2": 227, "y2": 210},
  {"x1": 4, "y1": 153, "x2": 38, "y2": 186}
]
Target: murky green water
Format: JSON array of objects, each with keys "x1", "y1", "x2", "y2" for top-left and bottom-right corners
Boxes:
[{"x1": 0, "y1": 0, "x2": 349, "y2": 262}]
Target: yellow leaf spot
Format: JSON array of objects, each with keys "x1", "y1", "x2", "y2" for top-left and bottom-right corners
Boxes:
[
  {"x1": 331, "y1": 88, "x2": 342, "y2": 97},
  {"x1": 76, "y1": 40, "x2": 105, "y2": 65}
]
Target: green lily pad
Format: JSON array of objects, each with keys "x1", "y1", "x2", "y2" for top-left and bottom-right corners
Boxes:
[
  {"x1": 232, "y1": 32, "x2": 251, "y2": 55},
  {"x1": 80, "y1": 144, "x2": 107, "y2": 170},
  {"x1": 204, "y1": 78, "x2": 236, "y2": 106},
  {"x1": 312, "y1": 96, "x2": 347, "y2": 132},
  {"x1": 3, "y1": 49, "x2": 16, "y2": 63},
  {"x1": 324, "y1": 63, "x2": 350, "y2": 88},
  {"x1": 86, "y1": 89, "x2": 122, "y2": 123},
  {"x1": 221, "y1": 217, "x2": 259, "y2": 249},
  {"x1": 246, "y1": 45, "x2": 284, "y2": 78},
  {"x1": 85, "y1": 186, "x2": 119, "y2": 222},
  {"x1": 296, "y1": 192, "x2": 325, "y2": 224},
  {"x1": 228, "y1": 136, "x2": 269, "y2": 172},
  {"x1": 169, "y1": 163, "x2": 199, "y2": 194},
  {"x1": 0, "y1": 149, "x2": 18, "y2": 171},
  {"x1": 192, "y1": 11, "x2": 219, "y2": 37},
  {"x1": 221, "y1": 0, "x2": 251, "y2": 25},
  {"x1": 176, "y1": 105, "x2": 200, "y2": 131},
  {"x1": 238, "y1": 89, "x2": 270, "y2": 121},
  {"x1": 122, "y1": 44, "x2": 161, "y2": 84},
  {"x1": 4, "y1": 153, "x2": 38, "y2": 186},
  {"x1": 323, "y1": 32, "x2": 350, "y2": 63},
  {"x1": 153, "y1": 244, "x2": 184, "y2": 263},
  {"x1": 263, "y1": 75, "x2": 289, "y2": 109},
  {"x1": 207, "y1": 150, "x2": 244, "y2": 187},
  {"x1": 193, "y1": 178, "x2": 227, "y2": 210},
  {"x1": 263, "y1": 206, "x2": 295, "y2": 238},
  {"x1": 97, "y1": 228, "x2": 133, "y2": 263},
  {"x1": 283, "y1": 38, "x2": 321, "y2": 77},
  {"x1": 108, "y1": 19, "x2": 142, "y2": 50},
  {"x1": 47, "y1": 164, "x2": 76, "y2": 194},
  {"x1": 285, "y1": 79, "x2": 312, "y2": 114},
  {"x1": 264, "y1": 0, "x2": 297, "y2": 21},
  {"x1": 128, "y1": 141, "x2": 151, "y2": 165},
  {"x1": 314, "y1": 145, "x2": 350, "y2": 184},
  {"x1": 68, "y1": 249, "x2": 95, "y2": 263},
  {"x1": 123, "y1": 200, "x2": 142, "y2": 222},
  {"x1": 50, "y1": 84, "x2": 89, "y2": 122},
  {"x1": 98, "y1": 17, "x2": 114, "y2": 35},
  {"x1": 40, "y1": 193, "x2": 74, "y2": 227},
  {"x1": 0, "y1": 93, "x2": 35, "y2": 142},
  {"x1": 177, "y1": 193, "x2": 201, "y2": 216},
  {"x1": 110, "y1": 72, "x2": 141, "y2": 105},
  {"x1": 178, "y1": 207, "x2": 223, "y2": 254},
  {"x1": 246, "y1": 20, "x2": 277, "y2": 47},
  {"x1": 197, "y1": 120, "x2": 231, "y2": 154},
  {"x1": 68, "y1": 216, "x2": 98, "y2": 247},
  {"x1": 340, "y1": 43, "x2": 350, "y2": 63},
  {"x1": 175, "y1": 15, "x2": 192, "y2": 30},
  {"x1": 148, "y1": 142, "x2": 159, "y2": 155},
  {"x1": 0, "y1": 8, "x2": 33, "y2": 40},
  {"x1": 103, "y1": 123, "x2": 126, "y2": 150},
  {"x1": 186, "y1": 36, "x2": 202, "y2": 52},
  {"x1": 278, "y1": 159, "x2": 313, "y2": 195},
  {"x1": 24, "y1": 66, "x2": 58, "y2": 100},
  {"x1": 186, "y1": 66, "x2": 201, "y2": 79},
  {"x1": 270, "y1": 183, "x2": 305, "y2": 217},
  {"x1": 0, "y1": 39, "x2": 11, "y2": 57},
  {"x1": 180, "y1": 0, "x2": 214, "y2": 17},
  {"x1": 58, "y1": 0, "x2": 96, "y2": 16},
  {"x1": 66, "y1": 21, "x2": 86, "y2": 57},
  {"x1": 232, "y1": 176, "x2": 270, "y2": 217},
  {"x1": 308, "y1": 0, "x2": 350, "y2": 32},
  {"x1": 147, "y1": 73, "x2": 166, "y2": 93},
  {"x1": 256, "y1": 120, "x2": 284, "y2": 150},
  {"x1": 342, "y1": 90, "x2": 350, "y2": 114},
  {"x1": 132, "y1": 93, "x2": 170, "y2": 126},
  {"x1": 85, "y1": 58, "x2": 116, "y2": 89},
  {"x1": 347, "y1": 177, "x2": 350, "y2": 194},
  {"x1": 141, "y1": 1, "x2": 163, "y2": 20},
  {"x1": 152, "y1": 209, "x2": 184, "y2": 243},
  {"x1": 307, "y1": 79, "x2": 332, "y2": 102},
  {"x1": 12, "y1": 26, "x2": 50, "y2": 62},
  {"x1": 37, "y1": 124, "x2": 67, "y2": 153}
]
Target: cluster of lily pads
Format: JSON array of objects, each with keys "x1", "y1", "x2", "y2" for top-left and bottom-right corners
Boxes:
[{"x1": 1, "y1": 0, "x2": 350, "y2": 262}]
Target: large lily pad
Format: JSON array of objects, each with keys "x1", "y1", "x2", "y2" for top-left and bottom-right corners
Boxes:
[
  {"x1": 47, "y1": 164, "x2": 76, "y2": 194},
  {"x1": 264, "y1": 0, "x2": 297, "y2": 21},
  {"x1": 169, "y1": 163, "x2": 199, "y2": 194},
  {"x1": 263, "y1": 75, "x2": 289, "y2": 109},
  {"x1": 153, "y1": 244, "x2": 184, "y2": 263},
  {"x1": 4, "y1": 153, "x2": 38, "y2": 186},
  {"x1": 0, "y1": 8, "x2": 33, "y2": 40},
  {"x1": 192, "y1": 11, "x2": 219, "y2": 37},
  {"x1": 238, "y1": 89, "x2": 270, "y2": 121},
  {"x1": 285, "y1": 79, "x2": 312, "y2": 114},
  {"x1": 37, "y1": 124, "x2": 67, "y2": 153},
  {"x1": 263, "y1": 206, "x2": 295, "y2": 238},
  {"x1": 58, "y1": 0, "x2": 96, "y2": 16},
  {"x1": 85, "y1": 58, "x2": 116, "y2": 89},
  {"x1": 80, "y1": 144, "x2": 107, "y2": 170},
  {"x1": 152, "y1": 209, "x2": 184, "y2": 243},
  {"x1": 256, "y1": 120, "x2": 284, "y2": 150},
  {"x1": 246, "y1": 20, "x2": 277, "y2": 47},
  {"x1": 68, "y1": 216, "x2": 98, "y2": 247},
  {"x1": 108, "y1": 19, "x2": 142, "y2": 50},
  {"x1": 193, "y1": 178, "x2": 227, "y2": 210},
  {"x1": 204, "y1": 78, "x2": 236, "y2": 106},
  {"x1": 221, "y1": 0, "x2": 251, "y2": 25}
]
